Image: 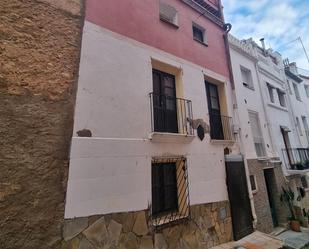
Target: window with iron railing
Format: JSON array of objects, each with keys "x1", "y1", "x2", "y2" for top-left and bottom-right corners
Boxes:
[
  {"x1": 150, "y1": 69, "x2": 193, "y2": 135},
  {"x1": 151, "y1": 157, "x2": 190, "y2": 228}
]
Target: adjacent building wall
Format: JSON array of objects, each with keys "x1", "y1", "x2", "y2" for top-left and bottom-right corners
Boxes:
[
  {"x1": 0, "y1": 0, "x2": 83, "y2": 248},
  {"x1": 85, "y1": 0, "x2": 230, "y2": 78}
]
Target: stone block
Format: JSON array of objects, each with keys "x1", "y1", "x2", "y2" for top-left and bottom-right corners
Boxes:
[
  {"x1": 139, "y1": 236, "x2": 153, "y2": 249},
  {"x1": 133, "y1": 211, "x2": 148, "y2": 236},
  {"x1": 154, "y1": 233, "x2": 168, "y2": 249},
  {"x1": 82, "y1": 217, "x2": 109, "y2": 247},
  {"x1": 63, "y1": 217, "x2": 88, "y2": 241},
  {"x1": 119, "y1": 232, "x2": 139, "y2": 249},
  {"x1": 108, "y1": 219, "x2": 122, "y2": 245}
]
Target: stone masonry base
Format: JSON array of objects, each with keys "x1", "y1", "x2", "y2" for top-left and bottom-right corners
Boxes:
[
  {"x1": 247, "y1": 159, "x2": 290, "y2": 233},
  {"x1": 61, "y1": 201, "x2": 233, "y2": 249}
]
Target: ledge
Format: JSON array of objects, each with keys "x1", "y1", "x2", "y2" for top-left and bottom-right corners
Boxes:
[
  {"x1": 149, "y1": 132, "x2": 195, "y2": 143},
  {"x1": 268, "y1": 102, "x2": 288, "y2": 112},
  {"x1": 286, "y1": 169, "x2": 309, "y2": 175},
  {"x1": 210, "y1": 139, "x2": 235, "y2": 145}
]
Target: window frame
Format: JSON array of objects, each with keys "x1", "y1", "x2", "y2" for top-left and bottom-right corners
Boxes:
[
  {"x1": 248, "y1": 110, "x2": 267, "y2": 158},
  {"x1": 151, "y1": 157, "x2": 190, "y2": 227},
  {"x1": 277, "y1": 89, "x2": 286, "y2": 107},
  {"x1": 305, "y1": 85, "x2": 309, "y2": 98},
  {"x1": 192, "y1": 22, "x2": 207, "y2": 46},
  {"x1": 293, "y1": 82, "x2": 301, "y2": 101},
  {"x1": 249, "y1": 175, "x2": 258, "y2": 193},
  {"x1": 267, "y1": 83, "x2": 275, "y2": 103},
  {"x1": 296, "y1": 117, "x2": 303, "y2": 136},
  {"x1": 159, "y1": 1, "x2": 179, "y2": 28},
  {"x1": 240, "y1": 66, "x2": 254, "y2": 90}
]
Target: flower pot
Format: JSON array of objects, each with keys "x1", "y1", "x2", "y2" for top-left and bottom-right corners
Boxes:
[
  {"x1": 302, "y1": 219, "x2": 309, "y2": 227},
  {"x1": 296, "y1": 164, "x2": 304, "y2": 170},
  {"x1": 290, "y1": 220, "x2": 301, "y2": 232}
]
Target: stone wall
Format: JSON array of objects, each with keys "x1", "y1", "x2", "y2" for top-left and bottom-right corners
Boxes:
[
  {"x1": 247, "y1": 159, "x2": 274, "y2": 233},
  {"x1": 61, "y1": 201, "x2": 233, "y2": 249},
  {"x1": 247, "y1": 159, "x2": 290, "y2": 233},
  {"x1": 0, "y1": 0, "x2": 83, "y2": 248}
]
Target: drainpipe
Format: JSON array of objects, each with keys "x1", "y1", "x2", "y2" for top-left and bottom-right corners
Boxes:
[{"x1": 223, "y1": 27, "x2": 258, "y2": 228}]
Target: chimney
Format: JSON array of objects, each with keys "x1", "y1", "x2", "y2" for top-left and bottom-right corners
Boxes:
[{"x1": 260, "y1": 38, "x2": 266, "y2": 52}]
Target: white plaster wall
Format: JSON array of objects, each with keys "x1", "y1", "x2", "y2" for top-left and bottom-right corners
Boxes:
[
  {"x1": 229, "y1": 48, "x2": 274, "y2": 159},
  {"x1": 286, "y1": 77, "x2": 309, "y2": 148},
  {"x1": 65, "y1": 21, "x2": 232, "y2": 218}
]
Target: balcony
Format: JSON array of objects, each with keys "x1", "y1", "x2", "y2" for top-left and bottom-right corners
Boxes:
[
  {"x1": 282, "y1": 148, "x2": 309, "y2": 171},
  {"x1": 149, "y1": 93, "x2": 194, "y2": 143},
  {"x1": 181, "y1": 0, "x2": 223, "y2": 26},
  {"x1": 208, "y1": 113, "x2": 234, "y2": 142}
]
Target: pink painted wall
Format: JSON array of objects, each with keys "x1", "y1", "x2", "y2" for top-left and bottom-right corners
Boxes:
[{"x1": 85, "y1": 0, "x2": 230, "y2": 78}]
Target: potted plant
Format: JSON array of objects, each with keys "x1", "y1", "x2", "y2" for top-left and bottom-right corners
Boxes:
[
  {"x1": 280, "y1": 187, "x2": 301, "y2": 232},
  {"x1": 295, "y1": 162, "x2": 304, "y2": 170},
  {"x1": 304, "y1": 160, "x2": 309, "y2": 169},
  {"x1": 301, "y1": 209, "x2": 309, "y2": 227}
]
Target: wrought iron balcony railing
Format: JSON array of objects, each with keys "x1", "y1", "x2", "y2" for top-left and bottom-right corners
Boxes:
[
  {"x1": 149, "y1": 93, "x2": 194, "y2": 136},
  {"x1": 208, "y1": 113, "x2": 233, "y2": 141},
  {"x1": 282, "y1": 148, "x2": 309, "y2": 170},
  {"x1": 192, "y1": 0, "x2": 221, "y2": 18}
]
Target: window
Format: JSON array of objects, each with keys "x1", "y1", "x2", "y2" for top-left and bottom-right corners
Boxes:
[
  {"x1": 241, "y1": 66, "x2": 254, "y2": 89},
  {"x1": 301, "y1": 176, "x2": 308, "y2": 189},
  {"x1": 293, "y1": 83, "x2": 301, "y2": 101},
  {"x1": 192, "y1": 23, "x2": 207, "y2": 44},
  {"x1": 151, "y1": 157, "x2": 189, "y2": 225},
  {"x1": 277, "y1": 90, "x2": 286, "y2": 107},
  {"x1": 152, "y1": 162, "x2": 178, "y2": 216},
  {"x1": 249, "y1": 175, "x2": 258, "y2": 193},
  {"x1": 302, "y1": 116, "x2": 309, "y2": 131},
  {"x1": 249, "y1": 111, "x2": 266, "y2": 157},
  {"x1": 287, "y1": 80, "x2": 293, "y2": 95},
  {"x1": 296, "y1": 117, "x2": 303, "y2": 136},
  {"x1": 305, "y1": 85, "x2": 309, "y2": 98},
  {"x1": 267, "y1": 83, "x2": 275, "y2": 103},
  {"x1": 159, "y1": 1, "x2": 178, "y2": 27}
]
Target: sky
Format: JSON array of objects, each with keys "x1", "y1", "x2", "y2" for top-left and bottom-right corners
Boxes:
[{"x1": 222, "y1": 0, "x2": 309, "y2": 73}]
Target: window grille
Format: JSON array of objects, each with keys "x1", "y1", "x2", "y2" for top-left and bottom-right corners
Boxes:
[{"x1": 151, "y1": 157, "x2": 190, "y2": 229}]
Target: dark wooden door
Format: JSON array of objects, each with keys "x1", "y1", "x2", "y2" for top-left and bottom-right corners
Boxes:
[
  {"x1": 225, "y1": 159, "x2": 253, "y2": 240},
  {"x1": 206, "y1": 81, "x2": 224, "y2": 139},
  {"x1": 264, "y1": 169, "x2": 278, "y2": 227},
  {"x1": 152, "y1": 69, "x2": 178, "y2": 133}
]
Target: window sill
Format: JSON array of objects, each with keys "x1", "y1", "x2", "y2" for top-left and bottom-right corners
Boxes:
[
  {"x1": 286, "y1": 168, "x2": 309, "y2": 175},
  {"x1": 152, "y1": 213, "x2": 188, "y2": 227},
  {"x1": 268, "y1": 102, "x2": 288, "y2": 112},
  {"x1": 193, "y1": 38, "x2": 208, "y2": 47},
  {"x1": 210, "y1": 139, "x2": 235, "y2": 145},
  {"x1": 160, "y1": 18, "x2": 179, "y2": 29},
  {"x1": 149, "y1": 132, "x2": 195, "y2": 143},
  {"x1": 243, "y1": 83, "x2": 255, "y2": 91}
]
